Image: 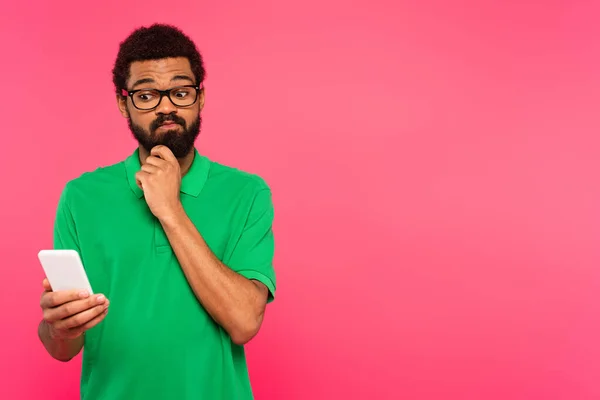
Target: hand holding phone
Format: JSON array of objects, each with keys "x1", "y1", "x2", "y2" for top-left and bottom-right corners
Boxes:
[
  {"x1": 38, "y1": 250, "x2": 109, "y2": 339},
  {"x1": 40, "y1": 280, "x2": 109, "y2": 339}
]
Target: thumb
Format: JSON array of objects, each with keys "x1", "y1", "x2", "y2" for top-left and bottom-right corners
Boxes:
[
  {"x1": 135, "y1": 172, "x2": 145, "y2": 191},
  {"x1": 43, "y1": 278, "x2": 53, "y2": 292}
]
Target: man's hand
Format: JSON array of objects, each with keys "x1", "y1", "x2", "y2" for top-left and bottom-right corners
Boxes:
[
  {"x1": 40, "y1": 278, "x2": 109, "y2": 340},
  {"x1": 136, "y1": 145, "x2": 183, "y2": 222}
]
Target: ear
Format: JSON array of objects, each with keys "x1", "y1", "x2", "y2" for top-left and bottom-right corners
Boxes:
[
  {"x1": 198, "y1": 87, "x2": 205, "y2": 111},
  {"x1": 116, "y1": 94, "x2": 129, "y2": 118}
]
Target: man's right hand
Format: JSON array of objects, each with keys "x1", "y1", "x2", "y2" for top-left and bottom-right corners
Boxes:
[{"x1": 40, "y1": 279, "x2": 109, "y2": 340}]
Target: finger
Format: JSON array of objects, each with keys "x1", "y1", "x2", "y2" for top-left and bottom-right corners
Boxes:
[
  {"x1": 40, "y1": 288, "x2": 90, "y2": 309},
  {"x1": 44, "y1": 296, "x2": 105, "y2": 324},
  {"x1": 144, "y1": 155, "x2": 168, "y2": 169},
  {"x1": 44, "y1": 294, "x2": 107, "y2": 322},
  {"x1": 151, "y1": 145, "x2": 178, "y2": 163},
  {"x1": 43, "y1": 278, "x2": 52, "y2": 292},
  {"x1": 70, "y1": 307, "x2": 109, "y2": 336},
  {"x1": 135, "y1": 171, "x2": 149, "y2": 190},
  {"x1": 135, "y1": 170, "x2": 149, "y2": 180},
  {"x1": 54, "y1": 300, "x2": 109, "y2": 330},
  {"x1": 141, "y1": 163, "x2": 161, "y2": 174}
]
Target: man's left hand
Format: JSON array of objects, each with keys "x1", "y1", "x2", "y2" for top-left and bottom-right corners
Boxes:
[{"x1": 136, "y1": 145, "x2": 183, "y2": 222}]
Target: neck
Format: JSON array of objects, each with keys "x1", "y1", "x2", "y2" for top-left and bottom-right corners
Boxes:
[{"x1": 138, "y1": 145, "x2": 195, "y2": 176}]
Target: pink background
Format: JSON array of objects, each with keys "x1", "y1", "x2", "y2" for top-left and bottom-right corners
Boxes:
[{"x1": 2, "y1": 1, "x2": 600, "y2": 399}]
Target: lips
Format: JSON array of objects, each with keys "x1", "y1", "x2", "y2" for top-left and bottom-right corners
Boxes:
[{"x1": 158, "y1": 121, "x2": 180, "y2": 130}]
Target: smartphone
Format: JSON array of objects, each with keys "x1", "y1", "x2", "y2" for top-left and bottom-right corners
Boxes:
[{"x1": 38, "y1": 249, "x2": 94, "y2": 294}]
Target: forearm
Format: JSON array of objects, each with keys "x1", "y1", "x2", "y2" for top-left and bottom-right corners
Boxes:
[
  {"x1": 160, "y1": 208, "x2": 266, "y2": 344},
  {"x1": 38, "y1": 320, "x2": 84, "y2": 362}
]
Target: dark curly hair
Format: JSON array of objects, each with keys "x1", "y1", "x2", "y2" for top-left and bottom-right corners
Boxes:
[{"x1": 112, "y1": 23, "x2": 206, "y2": 96}]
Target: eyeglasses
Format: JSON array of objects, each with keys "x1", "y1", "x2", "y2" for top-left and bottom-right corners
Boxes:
[{"x1": 121, "y1": 84, "x2": 203, "y2": 110}]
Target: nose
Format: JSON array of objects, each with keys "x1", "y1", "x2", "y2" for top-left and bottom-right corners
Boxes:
[{"x1": 155, "y1": 93, "x2": 178, "y2": 115}]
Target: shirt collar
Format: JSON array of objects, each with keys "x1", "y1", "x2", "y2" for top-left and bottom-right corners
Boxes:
[{"x1": 125, "y1": 147, "x2": 210, "y2": 199}]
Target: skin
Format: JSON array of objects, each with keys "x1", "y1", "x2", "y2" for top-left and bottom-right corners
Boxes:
[
  {"x1": 138, "y1": 145, "x2": 270, "y2": 345},
  {"x1": 38, "y1": 279, "x2": 108, "y2": 361},
  {"x1": 118, "y1": 57, "x2": 204, "y2": 169},
  {"x1": 39, "y1": 57, "x2": 269, "y2": 362}
]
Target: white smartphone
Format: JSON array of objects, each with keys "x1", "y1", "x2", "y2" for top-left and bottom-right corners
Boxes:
[{"x1": 38, "y1": 249, "x2": 94, "y2": 294}]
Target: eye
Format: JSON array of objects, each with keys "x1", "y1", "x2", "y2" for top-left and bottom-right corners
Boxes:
[
  {"x1": 173, "y1": 88, "x2": 192, "y2": 98},
  {"x1": 135, "y1": 91, "x2": 157, "y2": 102}
]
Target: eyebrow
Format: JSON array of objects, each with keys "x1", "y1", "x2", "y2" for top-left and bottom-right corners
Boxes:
[
  {"x1": 171, "y1": 75, "x2": 194, "y2": 84},
  {"x1": 131, "y1": 75, "x2": 195, "y2": 89}
]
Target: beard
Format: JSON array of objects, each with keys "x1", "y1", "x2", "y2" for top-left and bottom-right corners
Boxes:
[{"x1": 128, "y1": 112, "x2": 201, "y2": 158}]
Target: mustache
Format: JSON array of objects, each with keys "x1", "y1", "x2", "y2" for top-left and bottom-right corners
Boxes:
[{"x1": 150, "y1": 114, "x2": 187, "y2": 132}]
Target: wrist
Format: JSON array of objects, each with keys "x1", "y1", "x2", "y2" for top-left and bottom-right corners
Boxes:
[{"x1": 158, "y1": 203, "x2": 186, "y2": 228}]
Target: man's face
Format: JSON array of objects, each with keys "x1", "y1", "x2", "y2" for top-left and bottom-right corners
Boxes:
[{"x1": 117, "y1": 57, "x2": 205, "y2": 158}]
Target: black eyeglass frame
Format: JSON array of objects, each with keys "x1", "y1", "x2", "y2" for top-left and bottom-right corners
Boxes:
[{"x1": 120, "y1": 84, "x2": 203, "y2": 110}]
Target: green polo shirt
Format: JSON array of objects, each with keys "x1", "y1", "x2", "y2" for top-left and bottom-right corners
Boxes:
[{"x1": 52, "y1": 147, "x2": 276, "y2": 400}]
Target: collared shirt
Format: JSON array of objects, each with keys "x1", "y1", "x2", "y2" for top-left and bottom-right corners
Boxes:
[{"x1": 53, "y1": 147, "x2": 276, "y2": 400}]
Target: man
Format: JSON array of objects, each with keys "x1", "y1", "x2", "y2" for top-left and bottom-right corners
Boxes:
[{"x1": 38, "y1": 24, "x2": 276, "y2": 400}]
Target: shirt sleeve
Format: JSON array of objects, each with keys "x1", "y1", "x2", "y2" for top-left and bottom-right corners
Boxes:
[
  {"x1": 227, "y1": 188, "x2": 277, "y2": 303},
  {"x1": 53, "y1": 184, "x2": 81, "y2": 253}
]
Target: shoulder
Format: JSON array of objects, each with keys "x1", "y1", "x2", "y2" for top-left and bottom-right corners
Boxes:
[
  {"x1": 203, "y1": 159, "x2": 274, "y2": 219},
  {"x1": 206, "y1": 159, "x2": 271, "y2": 196},
  {"x1": 59, "y1": 160, "x2": 126, "y2": 204}
]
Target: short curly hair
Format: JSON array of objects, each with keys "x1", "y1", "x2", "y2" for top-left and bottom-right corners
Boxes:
[{"x1": 112, "y1": 23, "x2": 206, "y2": 96}]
